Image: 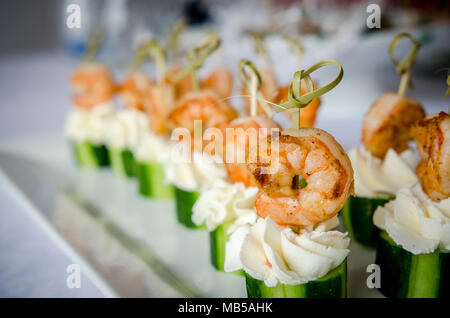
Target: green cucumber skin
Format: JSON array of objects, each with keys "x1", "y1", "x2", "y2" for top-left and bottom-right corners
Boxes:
[
  {"x1": 174, "y1": 187, "x2": 203, "y2": 229},
  {"x1": 73, "y1": 141, "x2": 110, "y2": 168},
  {"x1": 109, "y1": 148, "x2": 136, "y2": 177},
  {"x1": 375, "y1": 231, "x2": 411, "y2": 298},
  {"x1": 210, "y1": 222, "x2": 229, "y2": 271},
  {"x1": 136, "y1": 161, "x2": 174, "y2": 199},
  {"x1": 209, "y1": 221, "x2": 243, "y2": 275},
  {"x1": 246, "y1": 260, "x2": 347, "y2": 298},
  {"x1": 376, "y1": 230, "x2": 448, "y2": 298},
  {"x1": 341, "y1": 195, "x2": 391, "y2": 248}
]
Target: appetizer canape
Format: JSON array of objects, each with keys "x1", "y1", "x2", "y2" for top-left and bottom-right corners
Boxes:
[
  {"x1": 226, "y1": 60, "x2": 354, "y2": 298},
  {"x1": 342, "y1": 33, "x2": 425, "y2": 247},
  {"x1": 65, "y1": 29, "x2": 115, "y2": 168},
  {"x1": 107, "y1": 42, "x2": 154, "y2": 177},
  {"x1": 193, "y1": 60, "x2": 280, "y2": 271},
  {"x1": 165, "y1": 34, "x2": 237, "y2": 228},
  {"x1": 132, "y1": 40, "x2": 176, "y2": 198},
  {"x1": 374, "y1": 110, "x2": 450, "y2": 298}
]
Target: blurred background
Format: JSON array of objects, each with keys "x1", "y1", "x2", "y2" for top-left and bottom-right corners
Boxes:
[
  {"x1": 0, "y1": 0, "x2": 449, "y2": 297},
  {"x1": 0, "y1": 0, "x2": 449, "y2": 139}
]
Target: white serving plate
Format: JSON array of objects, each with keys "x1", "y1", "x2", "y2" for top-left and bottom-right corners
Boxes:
[{"x1": 0, "y1": 134, "x2": 382, "y2": 297}]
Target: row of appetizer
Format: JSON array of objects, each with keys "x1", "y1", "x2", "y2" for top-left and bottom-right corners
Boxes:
[{"x1": 65, "y1": 28, "x2": 449, "y2": 298}]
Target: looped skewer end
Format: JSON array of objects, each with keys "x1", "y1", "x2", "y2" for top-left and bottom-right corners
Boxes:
[
  {"x1": 274, "y1": 59, "x2": 344, "y2": 129},
  {"x1": 238, "y1": 59, "x2": 272, "y2": 118},
  {"x1": 173, "y1": 33, "x2": 221, "y2": 90},
  {"x1": 188, "y1": 33, "x2": 221, "y2": 69},
  {"x1": 82, "y1": 28, "x2": 105, "y2": 63},
  {"x1": 247, "y1": 30, "x2": 270, "y2": 66},
  {"x1": 282, "y1": 35, "x2": 304, "y2": 67},
  {"x1": 136, "y1": 39, "x2": 167, "y2": 83},
  {"x1": 166, "y1": 19, "x2": 187, "y2": 55},
  {"x1": 128, "y1": 38, "x2": 156, "y2": 71},
  {"x1": 388, "y1": 32, "x2": 421, "y2": 97},
  {"x1": 238, "y1": 59, "x2": 262, "y2": 91}
]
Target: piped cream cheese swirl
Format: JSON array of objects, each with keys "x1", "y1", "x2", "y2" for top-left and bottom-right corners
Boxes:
[
  {"x1": 105, "y1": 108, "x2": 149, "y2": 151},
  {"x1": 65, "y1": 102, "x2": 114, "y2": 145},
  {"x1": 373, "y1": 184, "x2": 450, "y2": 254},
  {"x1": 348, "y1": 146, "x2": 418, "y2": 198},
  {"x1": 134, "y1": 132, "x2": 172, "y2": 163},
  {"x1": 225, "y1": 216, "x2": 349, "y2": 287},
  {"x1": 164, "y1": 149, "x2": 227, "y2": 192},
  {"x1": 192, "y1": 179, "x2": 258, "y2": 231}
]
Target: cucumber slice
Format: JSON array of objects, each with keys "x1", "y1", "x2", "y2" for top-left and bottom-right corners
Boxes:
[
  {"x1": 209, "y1": 221, "x2": 243, "y2": 275},
  {"x1": 174, "y1": 187, "x2": 204, "y2": 229},
  {"x1": 108, "y1": 148, "x2": 136, "y2": 177},
  {"x1": 376, "y1": 230, "x2": 448, "y2": 298},
  {"x1": 136, "y1": 161, "x2": 174, "y2": 199},
  {"x1": 246, "y1": 259, "x2": 347, "y2": 298},
  {"x1": 73, "y1": 141, "x2": 110, "y2": 168},
  {"x1": 341, "y1": 195, "x2": 391, "y2": 247}
]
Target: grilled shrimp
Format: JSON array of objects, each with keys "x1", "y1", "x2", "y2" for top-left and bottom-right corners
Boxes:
[
  {"x1": 145, "y1": 83, "x2": 176, "y2": 135},
  {"x1": 70, "y1": 63, "x2": 115, "y2": 109},
  {"x1": 410, "y1": 112, "x2": 450, "y2": 201},
  {"x1": 117, "y1": 71, "x2": 153, "y2": 112},
  {"x1": 242, "y1": 69, "x2": 279, "y2": 116},
  {"x1": 118, "y1": 71, "x2": 176, "y2": 135},
  {"x1": 168, "y1": 66, "x2": 233, "y2": 99},
  {"x1": 224, "y1": 116, "x2": 280, "y2": 187},
  {"x1": 166, "y1": 66, "x2": 194, "y2": 99},
  {"x1": 276, "y1": 82, "x2": 321, "y2": 128},
  {"x1": 201, "y1": 67, "x2": 233, "y2": 99},
  {"x1": 247, "y1": 128, "x2": 354, "y2": 226},
  {"x1": 168, "y1": 90, "x2": 237, "y2": 135},
  {"x1": 362, "y1": 92, "x2": 425, "y2": 158}
]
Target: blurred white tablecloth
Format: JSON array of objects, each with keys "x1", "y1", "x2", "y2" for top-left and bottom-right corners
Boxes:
[{"x1": 0, "y1": 51, "x2": 108, "y2": 297}]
